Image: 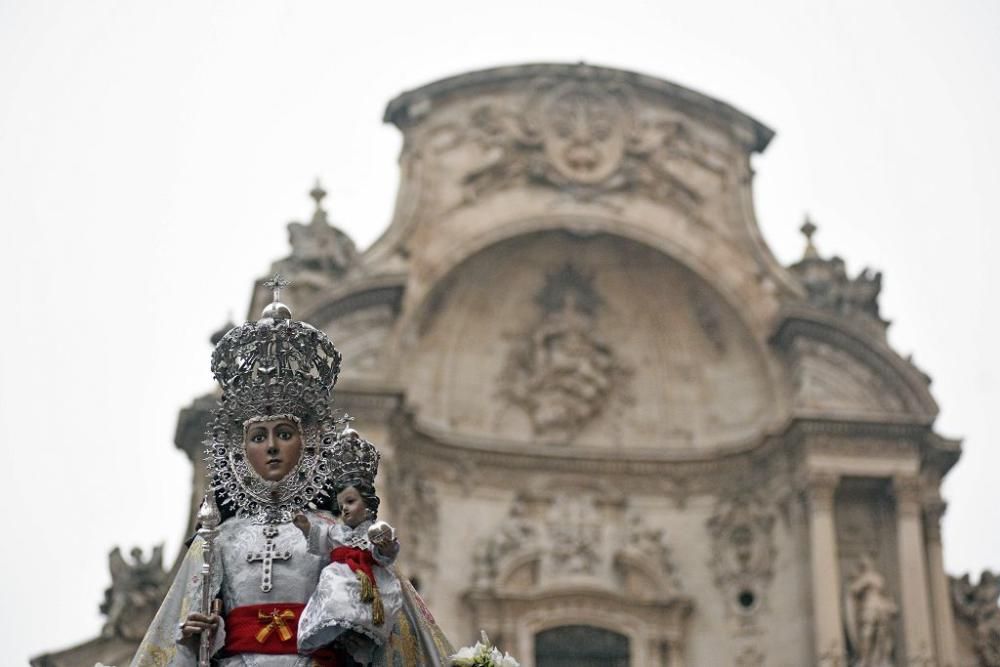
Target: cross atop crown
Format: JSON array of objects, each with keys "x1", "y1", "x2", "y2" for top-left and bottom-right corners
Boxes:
[{"x1": 264, "y1": 274, "x2": 290, "y2": 303}]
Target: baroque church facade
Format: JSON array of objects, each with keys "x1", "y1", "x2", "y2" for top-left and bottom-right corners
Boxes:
[{"x1": 34, "y1": 64, "x2": 1000, "y2": 667}]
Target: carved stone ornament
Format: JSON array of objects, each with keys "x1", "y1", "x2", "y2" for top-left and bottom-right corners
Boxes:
[
  {"x1": 843, "y1": 555, "x2": 898, "y2": 667},
  {"x1": 706, "y1": 492, "x2": 776, "y2": 632},
  {"x1": 950, "y1": 570, "x2": 1000, "y2": 666},
  {"x1": 498, "y1": 264, "x2": 632, "y2": 444},
  {"x1": 270, "y1": 181, "x2": 358, "y2": 282},
  {"x1": 457, "y1": 78, "x2": 727, "y2": 209},
  {"x1": 99, "y1": 545, "x2": 168, "y2": 641},
  {"x1": 472, "y1": 490, "x2": 680, "y2": 600},
  {"x1": 788, "y1": 219, "x2": 886, "y2": 326}
]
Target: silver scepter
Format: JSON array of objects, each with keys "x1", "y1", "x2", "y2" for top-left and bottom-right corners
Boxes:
[{"x1": 196, "y1": 489, "x2": 221, "y2": 667}]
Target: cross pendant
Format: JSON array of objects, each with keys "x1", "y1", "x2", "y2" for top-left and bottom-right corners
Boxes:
[{"x1": 246, "y1": 526, "x2": 292, "y2": 592}]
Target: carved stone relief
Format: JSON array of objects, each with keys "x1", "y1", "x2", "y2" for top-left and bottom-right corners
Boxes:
[
  {"x1": 843, "y1": 555, "x2": 898, "y2": 667},
  {"x1": 706, "y1": 492, "x2": 776, "y2": 633},
  {"x1": 498, "y1": 264, "x2": 632, "y2": 444},
  {"x1": 951, "y1": 570, "x2": 1000, "y2": 666},
  {"x1": 100, "y1": 546, "x2": 168, "y2": 641},
  {"x1": 472, "y1": 489, "x2": 680, "y2": 600},
  {"x1": 443, "y1": 78, "x2": 727, "y2": 211}
]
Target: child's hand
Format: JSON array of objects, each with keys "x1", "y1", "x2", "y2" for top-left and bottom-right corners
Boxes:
[{"x1": 293, "y1": 513, "x2": 311, "y2": 539}]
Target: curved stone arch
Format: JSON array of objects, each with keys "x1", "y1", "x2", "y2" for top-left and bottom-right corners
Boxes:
[
  {"x1": 388, "y1": 221, "x2": 795, "y2": 449},
  {"x1": 519, "y1": 600, "x2": 645, "y2": 667},
  {"x1": 495, "y1": 551, "x2": 543, "y2": 594},
  {"x1": 507, "y1": 590, "x2": 691, "y2": 667},
  {"x1": 772, "y1": 307, "x2": 939, "y2": 421},
  {"x1": 396, "y1": 212, "x2": 779, "y2": 345}
]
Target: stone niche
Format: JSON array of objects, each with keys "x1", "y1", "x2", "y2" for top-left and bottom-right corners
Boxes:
[{"x1": 401, "y1": 229, "x2": 780, "y2": 451}]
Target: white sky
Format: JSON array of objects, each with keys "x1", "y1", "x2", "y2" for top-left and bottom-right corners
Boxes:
[{"x1": 1, "y1": 1, "x2": 997, "y2": 663}]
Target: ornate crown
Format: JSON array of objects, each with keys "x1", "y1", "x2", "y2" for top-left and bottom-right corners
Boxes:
[
  {"x1": 206, "y1": 275, "x2": 344, "y2": 524},
  {"x1": 331, "y1": 425, "x2": 381, "y2": 487}
]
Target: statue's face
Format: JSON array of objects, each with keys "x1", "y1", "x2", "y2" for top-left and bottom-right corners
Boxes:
[
  {"x1": 243, "y1": 419, "x2": 303, "y2": 482},
  {"x1": 336, "y1": 485, "x2": 369, "y2": 528}
]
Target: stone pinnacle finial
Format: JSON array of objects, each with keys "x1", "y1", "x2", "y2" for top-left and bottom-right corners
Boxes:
[
  {"x1": 800, "y1": 215, "x2": 820, "y2": 259},
  {"x1": 310, "y1": 179, "x2": 328, "y2": 224}
]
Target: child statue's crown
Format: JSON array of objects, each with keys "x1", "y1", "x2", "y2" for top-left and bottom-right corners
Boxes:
[{"x1": 332, "y1": 424, "x2": 381, "y2": 486}]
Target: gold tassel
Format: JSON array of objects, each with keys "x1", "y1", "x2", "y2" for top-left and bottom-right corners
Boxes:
[
  {"x1": 355, "y1": 570, "x2": 385, "y2": 625},
  {"x1": 356, "y1": 570, "x2": 375, "y2": 602},
  {"x1": 371, "y1": 586, "x2": 385, "y2": 626}
]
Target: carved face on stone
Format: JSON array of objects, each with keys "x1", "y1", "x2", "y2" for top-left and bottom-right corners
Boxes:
[
  {"x1": 541, "y1": 85, "x2": 626, "y2": 185},
  {"x1": 243, "y1": 418, "x2": 303, "y2": 482}
]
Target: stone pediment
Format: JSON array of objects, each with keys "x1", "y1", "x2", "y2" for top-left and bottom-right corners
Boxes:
[{"x1": 771, "y1": 306, "x2": 938, "y2": 423}]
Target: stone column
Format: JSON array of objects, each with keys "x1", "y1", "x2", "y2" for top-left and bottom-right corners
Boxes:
[
  {"x1": 923, "y1": 498, "x2": 959, "y2": 667},
  {"x1": 893, "y1": 476, "x2": 937, "y2": 666},
  {"x1": 806, "y1": 472, "x2": 845, "y2": 665}
]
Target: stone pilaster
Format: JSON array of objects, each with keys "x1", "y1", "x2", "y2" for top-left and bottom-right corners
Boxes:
[
  {"x1": 892, "y1": 475, "x2": 936, "y2": 666},
  {"x1": 923, "y1": 497, "x2": 958, "y2": 667},
  {"x1": 806, "y1": 472, "x2": 845, "y2": 666}
]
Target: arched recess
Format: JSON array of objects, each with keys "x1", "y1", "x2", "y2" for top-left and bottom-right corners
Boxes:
[
  {"x1": 771, "y1": 307, "x2": 939, "y2": 422},
  {"x1": 395, "y1": 228, "x2": 786, "y2": 452},
  {"x1": 535, "y1": 625, "x2": 630, "y2": 667}
]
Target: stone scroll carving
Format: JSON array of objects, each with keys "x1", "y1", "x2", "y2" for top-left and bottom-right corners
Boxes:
[
  {"x1": 951, "y1": 570, "x2": 1000, "y2": 666},
  {"x1": 843, "y1": 554, "x2": 898, "y2": 667},
  {"x1": 454, "y1": 78, "x2": 727, "y2": 209},
  {"x1": 100, "y1": 545, "x2": 168, "y2": 641},
  {"x1": 706, "y1": 492, "x2": 776, "y2": 633},
  {"x1": 499, "y1": 264, "x2": 632, "y2": 444}
]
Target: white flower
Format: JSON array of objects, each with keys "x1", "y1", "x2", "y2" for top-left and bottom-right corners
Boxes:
[{"x1": 498, "y1": 652, "x2": 520, "y2": 667}]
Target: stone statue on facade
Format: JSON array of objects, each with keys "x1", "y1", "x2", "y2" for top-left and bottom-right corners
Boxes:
[
  {"x1": 844, "y1": 555, "x2": 898, "y2": 667},
  {"x1": 951, "y1": 570, "x2": 1000, "y2": 666},
  {"x1": 100, "y1": 546, "x2": 169, "y2": 642}
]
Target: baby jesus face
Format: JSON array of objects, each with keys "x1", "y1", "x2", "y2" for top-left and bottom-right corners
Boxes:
[{"x1": 336, "y1": 486, "x2": 369, "y2": 528}]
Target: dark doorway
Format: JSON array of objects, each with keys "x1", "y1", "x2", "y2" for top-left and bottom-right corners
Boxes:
[{"x1": 535, "y1": 625, "x2": 630, "y2": 667}]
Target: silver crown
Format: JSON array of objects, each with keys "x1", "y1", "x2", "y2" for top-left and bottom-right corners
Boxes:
[
  {"x1": 205, "y1": 275, "x2": 344, "y2": 524},
  {"x1": 331, "y1": 425, "x2": 381, "y2": 487}
]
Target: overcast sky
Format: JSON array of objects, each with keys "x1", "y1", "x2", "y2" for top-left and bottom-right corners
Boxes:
[{"x1": 1, "y1": 1, "x2": 997, "y2": 663}]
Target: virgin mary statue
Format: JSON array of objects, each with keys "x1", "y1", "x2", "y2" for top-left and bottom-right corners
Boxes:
[{"x1": 130, "y1": 278, "x2": 453, "y2": 666}]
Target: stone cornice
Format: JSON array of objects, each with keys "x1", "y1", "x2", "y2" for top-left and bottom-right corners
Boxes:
[
  {"x1": 396, "y1": 413, "x2": 947, "y2": 494},
  {"x1": 384, "y1": 62, "x2": 774, "y2": 152}
]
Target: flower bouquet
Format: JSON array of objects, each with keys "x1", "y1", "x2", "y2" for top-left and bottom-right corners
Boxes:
[{"x1": 450, "y1": 631, "x2": 520, "y2": 667}]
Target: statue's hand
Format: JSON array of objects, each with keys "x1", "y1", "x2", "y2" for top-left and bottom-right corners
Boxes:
[
  {"x1": 180, "y1": 611, "x2": 220, "y2": 639},
  {"x1": 293, "y1": 513, "x2": 311, "y2": 539}
]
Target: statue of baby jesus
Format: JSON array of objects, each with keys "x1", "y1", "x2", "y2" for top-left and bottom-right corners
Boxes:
[{"x1": 293, "y1": 477, "x2": 403, "y2": 665}]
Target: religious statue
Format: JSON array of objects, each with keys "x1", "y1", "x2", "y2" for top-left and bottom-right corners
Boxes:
[
  {"x1": 844, "y1": 554, "x2": 898, "y2": 667},
  {"x1": 130, "y1": 276, "x2": 454, "y2": 666}
]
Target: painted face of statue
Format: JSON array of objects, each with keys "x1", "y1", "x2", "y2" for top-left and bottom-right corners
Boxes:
[
  {"x1": 243, "y1": 418, "x2": 303, "y2": 482},
  {"x1": 336, "y1": 486, "x2": 369, "y2": 528}
]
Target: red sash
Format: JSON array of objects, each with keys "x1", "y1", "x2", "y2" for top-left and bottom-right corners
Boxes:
[
  {"x1": 224, "y1": 603, "x2": 340, "y2": 665},
  {"x1": 225, "y1": 603, "x2": 305, "y2": 654}
]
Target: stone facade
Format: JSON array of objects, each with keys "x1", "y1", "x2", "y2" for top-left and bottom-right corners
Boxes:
[{"x1": 34, "y1": 64, "x2": 997, "y2": 667}]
